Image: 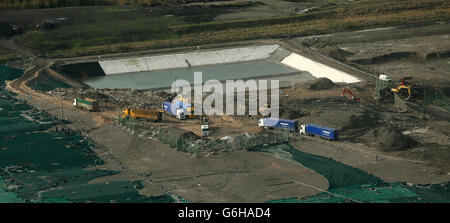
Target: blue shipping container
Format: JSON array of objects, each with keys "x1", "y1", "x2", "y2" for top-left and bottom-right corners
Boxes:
[
  {"x1": 260, "y1": 118, "x2": 298, "y2": 132},
  {"x1": 162, "y1": 101, "x2": 176, "y2": 115},
  {"x1": 305, "y1": 124, "x2": 338, "y2": 140}
]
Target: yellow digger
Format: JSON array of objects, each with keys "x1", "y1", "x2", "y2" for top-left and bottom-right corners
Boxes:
[{"x1": 391, "y1": 77, "x2": 411, "y2": 100}]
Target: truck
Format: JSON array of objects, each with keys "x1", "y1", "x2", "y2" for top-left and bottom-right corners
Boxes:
[
  {"x1": 258, "y1": 117, "x2": 298, "y2": 132},
  {"x1": 299, "y1": 123, "x2": 338, "y2": 140},
  {"x1": 379, "y1": 74, "x2": 392, "y2": 82},
  {"x1": 73, "y1": 98, "x2": 98, "y2": 112},
  {"x1": 162, "y1": 101, "x2": 186, "y2": 120},
  {"x1": 162, "y1": 101, "x2": 195, "y2": 120},
  {"x1": 201, "y1": 115, "x2": 210, "y2": 137},
  {"x1": 122, "y1": 108, "x2": 162, "y2": 122}
]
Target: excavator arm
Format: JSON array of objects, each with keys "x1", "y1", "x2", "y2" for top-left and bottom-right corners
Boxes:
[{"x1": 342, "y1": 88, "x2": 360, "y2": 101}]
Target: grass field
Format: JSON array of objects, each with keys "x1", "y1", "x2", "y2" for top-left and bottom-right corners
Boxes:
[{"x1": 1, "y1": 0, "x2": 449, "y2": 58}]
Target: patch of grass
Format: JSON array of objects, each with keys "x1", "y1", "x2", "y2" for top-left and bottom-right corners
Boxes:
[
  {"x1": 5, "y1": 0, "x2": 450, "y2": 58},
  {"x1": 0, "y1": 53, "x2": 21, "y2": 64},
  {"x1": 50, "y1": 5, "x2": 450, "y2": 58}
]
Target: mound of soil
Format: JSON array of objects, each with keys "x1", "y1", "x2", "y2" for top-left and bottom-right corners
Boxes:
[
  {"x1": 0, "y1": 22, "x2": 15, "y2": 37},
  {"x1": 312, "y1": 41, "x2": 353, "y2": 62},
  {"x1": 377, "y1": 87, "x2": 394, "y2": 104},
  {"x1": 360, "y1": 125, "x2": 418, "y2": 152},
  {"x1": 309, "y1": 78, "x2": 336, "y2": 90}
]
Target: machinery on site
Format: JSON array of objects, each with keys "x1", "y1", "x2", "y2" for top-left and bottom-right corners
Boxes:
[
  {"x1": 73, "y1": 98, "x2": 98, "y2": 112},
  {"x1": 200, "y1": 115, "x2": 210, "y2": 137},
  {"x1": 391, "y1": 77, "x2": 411, "y2": 100},
  {"x1": 299, "y1": 123, "x2": 338, "y2": 141},
  {"x1": 258, "y1": 117, "x2": 299, "y2": 132},
  {"x1": 122, "y1": 108, "x2": 162, "y2": 122},
  {"x1": 379, "y1": 74, "x2": 392, "y2": 82},
  {"x1": 258, "y1": 118, "x2": 338, "y2": 141},
  {"x1": 162, "y1": 101, "x2": 190, "y2": 120},
  {"x1": 342, "y1": 88, "x2": 360, "y2": 101},
  {"x1": 162, "y1": 94, "x2": 195, "y2": 120}
]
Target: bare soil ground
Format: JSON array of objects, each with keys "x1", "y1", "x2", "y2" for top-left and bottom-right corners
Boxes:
[
  {"x1": 6, "y1": 65, "x2": 331, "y2": 202},
  {"x1": 295, "y1": 22, "x2": 450, "y2": 84},
  {"x1": 5, "y1": 22, "x2": 450, "y2": 202}
]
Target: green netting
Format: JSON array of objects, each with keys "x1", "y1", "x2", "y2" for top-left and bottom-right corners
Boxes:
[
  {"x1": 258, "y1": 144, "x2": 384, "y2": 189},
  {"x1": 397, "y1": 183, "x2": 450, "y2": 203},
  {"x1": 0, "y1": 65, "x2": 176, "y2": 203},
  {"x1": 0, "y1": 64, "x2": 23, "y2": 83},
  {"x1": 269, "y1": 183, "x2": 418, "y2": 203},
  {"x1": 39, "y1": 180, "x2": 174, "y2": 203},
  {"x1": 0, "y1": 179, "x2": 25, "y2": 203},
  {"x1": 263, "y1": 144, "x2": 450, "y2": 203},
  {"x1": 375, "y1": 79, "x2": 390, "y2": 97}
]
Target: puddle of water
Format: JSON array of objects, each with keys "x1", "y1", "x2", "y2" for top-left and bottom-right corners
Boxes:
[{"x1": 84, "y1": 60, "x2": 298, "y2": 90}]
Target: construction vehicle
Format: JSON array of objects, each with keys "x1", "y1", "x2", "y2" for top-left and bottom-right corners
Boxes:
[
  {"x1": 299, "y1": 123, "x2": 338, "y2": 141},
  {"x1": 379, "y1": 74, "x2": 392, "y2": 82},
  {"x1": 173, "y1": 94, "x2": 195, "y2": 118},
  {"x1": 73, "y1": 98, "x2": 98, "y2": 112},
  {"x1": 122, "y1": 108, "x2": 162, "y2": 122},
  {"x1": 162, "y1": 97, "x2": 195, "y2": 120},
  {"x1": 391, "y1": 77, "x2": 411, "y2": 100},
  {"x1": 200, "y1": 115, "x2": 210, "y2": 137},
  {"x1": 258, "y1": 117, "x2": 299, "y2": 132},
  {"x1": 162, "y1": 101, "x2": 187, "y2": 120},
  {"x1": 342, "y1": 88, "x2": 360, "y2": 101}
]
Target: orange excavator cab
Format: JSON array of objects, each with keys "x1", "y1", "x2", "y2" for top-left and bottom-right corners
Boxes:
[{"x1": 342, "y1": 88, "x2": 360, "y2": 101}]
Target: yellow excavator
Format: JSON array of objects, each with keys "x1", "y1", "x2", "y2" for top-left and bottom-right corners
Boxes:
[{"x1": 391, "y1": 77, "x2": 411, "y2": 100}]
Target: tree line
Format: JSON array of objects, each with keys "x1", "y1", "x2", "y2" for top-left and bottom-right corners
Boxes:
[{"x1": 0, "y1": 0, "x2": 217, "y2": 9}]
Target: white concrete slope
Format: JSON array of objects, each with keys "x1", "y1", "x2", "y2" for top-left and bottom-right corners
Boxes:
[
  {"x1": 99, "y1": 45, "x2": 280, "y2": 75},
  {"x1": 281, "y1": 53, "x2": 360, "y2": 83}
]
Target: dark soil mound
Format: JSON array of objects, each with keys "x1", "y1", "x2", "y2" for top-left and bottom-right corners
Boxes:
[
  {"x1": 378, "y1": 87, "x2": 394, "y2": 104},
  {"x1": 309, "y1": 78, "x2": 336, "y2": 90},
  {"x1": 312, "y1": 42, "x2": 353, "y2": 62},
  {"x1": 0, "y1": 22, "x2": 14, "y2": 37},
  {"x1": 360, "y1": 125, "x2": 417, "y2": 152}
]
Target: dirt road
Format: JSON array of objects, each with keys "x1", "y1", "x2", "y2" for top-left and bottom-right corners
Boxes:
[{"x1": 7, "y1": 65, "x2": 331, "y2": 202}]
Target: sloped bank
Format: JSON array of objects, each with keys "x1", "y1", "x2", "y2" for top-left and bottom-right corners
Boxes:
[
  {"x1": 58, "y1": 44, "x2": 361, "y2": 91},
  {"x1": 0, "y1": 65, "x2": 174, "y2": 203}
]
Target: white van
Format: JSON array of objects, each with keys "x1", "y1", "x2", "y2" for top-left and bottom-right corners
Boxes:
[{"x1": 379, "y1": 74, "x2": 392, "y2": 82}]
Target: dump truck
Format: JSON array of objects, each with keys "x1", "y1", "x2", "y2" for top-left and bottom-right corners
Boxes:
[
  {"x1": 299, "y1": 123, "x2": 338, "y2": 140},
  {"x1": 258, "y1": 117, "x2": 298, "y2": 132},
  {"x1": 73, "y1": 98, "x2": 98, "y2": 112},
  {"x1": 122, "y1": 108, "x2": 162, "y2": 122}
]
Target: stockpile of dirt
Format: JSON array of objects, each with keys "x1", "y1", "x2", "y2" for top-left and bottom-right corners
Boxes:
[
  {"x1": 378, "y1": 87, "x2": 394, "y2": 104},
  {"x1": 309, "y1": 78, "x2": 336, "y2": 90},
  {"x1": 360, "y1": 125, "x2": 418, "y2": 152},
  {"x1": 310, "y1": 41, "x2": 353, "y2": 62},
  {"x1": 48, "y1": 88, "x2": 176, "y2": 111}
]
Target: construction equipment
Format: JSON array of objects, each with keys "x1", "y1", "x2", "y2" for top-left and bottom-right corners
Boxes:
[
  {"x1": 200, "y1": 115, "x2": 210, "y2": 137},
  {"x1": 342, "y1": 88, "x2": 360, "y2": 101},
  {"x1": 173, "y1": 94, "x2": 195, "y2": 118},
  {"x1": 162, "y1": 101, "x2": 186, "y2": 120},
  {"x1": 122, "y1": 108, "x2": 162, "y2": 122},
  {"x1": 73, "y1": 98, "x2": 98, "y2": 112},
  {"x1": 391, "y1": 77, "x2": 411, "y2": 100},
  {"x1": 299, "y1": 123, "x2": 338, "y2": 141},
  {"x1": 258, "y1": 117, "x2": 299, "y2": 132},
  {"x1": 162, "y1": 97, "x2": 195, "y2": 120},
  {"x1": 379, "y1": 74, "x2": 392, "y2": 82}
]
